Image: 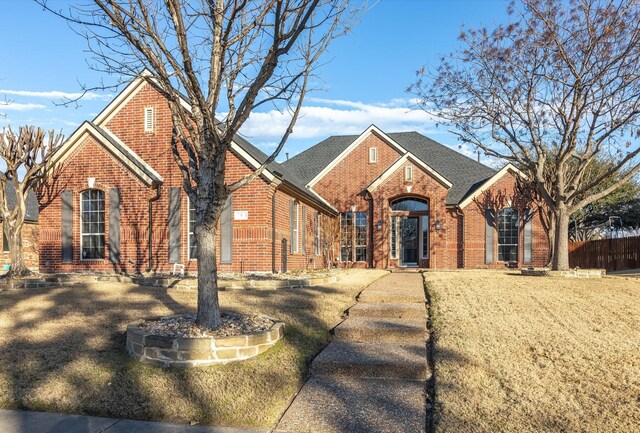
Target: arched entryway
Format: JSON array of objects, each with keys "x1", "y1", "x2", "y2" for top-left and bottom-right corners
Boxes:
[{"x1": 389, "y1": 197, "x2": 429, "y2": 268}]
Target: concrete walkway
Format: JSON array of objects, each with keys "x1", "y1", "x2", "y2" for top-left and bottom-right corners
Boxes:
[
  {"x1": 0, "y1": 409, "x2": 266, "y2": 433},
  {"x1": 277, "y1": 272, "x2": 429, "y2": 433}
]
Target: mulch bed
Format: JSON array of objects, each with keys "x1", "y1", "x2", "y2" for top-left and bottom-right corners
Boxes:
[{"x1": 141, "y1": 313, "x2": 275, "y2": 338}]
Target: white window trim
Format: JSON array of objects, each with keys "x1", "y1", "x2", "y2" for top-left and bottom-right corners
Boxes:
[
  {"x1": 405, "y1": 165, "x2": 413, "y2": 181},
  {"x1": 292, "y1": 202, "x2": 299, "y2": 253},
  {"x1": 421, "y1": 215, "x2": 429, "y2": 259},
  {"x1": 369, "y1": 147, "x2": 378, "y2": 163},
  {"x1": 144, "y1": 107, "x2": 154, "y2": 133},
  {"x1": 188, "y1": 196, "x2": 197, "y2": 260},
  {"x1": 497, "y1": 208, "x2": 519, "y2": 262},
  {"x1": 80, "y1": 189, "x2": 106, "y2": 261}
]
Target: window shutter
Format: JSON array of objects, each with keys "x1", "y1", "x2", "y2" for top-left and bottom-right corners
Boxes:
[
  {"x1": 301, "y1": 206, "x2": 306, "y2": 255},
  {"x1": 485, "y1": 208, "x2": 495, "y2": 264},
  {"x1": 108, "y1": 188, "x2": 121, "y2": 264},
  {"x1": 168, "y1": 187, "x2": 181, "y2": 263},
  {"x1": 220, "y1": 195, "x2": 233, "y2": 264},
  {"x1": 523, "y1": 208, "x2": 533, "y2": 264},
  {"x1": 61, "y1": 189, "x2": 73, "y2": 263},
  {"x1": 289, "y1": 200, "x2": 295, "y2": 253}
]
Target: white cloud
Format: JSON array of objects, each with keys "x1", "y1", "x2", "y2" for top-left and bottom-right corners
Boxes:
[
  {"x1": 241, "y1": 97, "x2": 442, "y2": 142},
  {"x1": 0, "y1": 89, "x2": 112, "y2": 101},
  {"x1": 1, "y1": 102, "x2": 47, "y2": 111}
]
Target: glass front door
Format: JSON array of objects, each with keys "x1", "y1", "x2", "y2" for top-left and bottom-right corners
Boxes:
[{"x1": 400, "y1": 217, "x2": 419, "y2": 266}]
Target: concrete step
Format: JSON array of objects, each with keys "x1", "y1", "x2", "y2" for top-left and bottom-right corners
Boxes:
[
  {"x1": 334, "y1": 316, "x2": 427, "y2": 342},
  {"x1": 358, "y1": 289, "x2": 425, "y2": 304},
  {"x1": 277, "y1": 375, "x2": 426, "y2": 433},
  {"x1": 311, "y1": 340, "x2": 429, "y2": 380},
  {"x1": 349, "y1": 302, "x2": 425, "y2": 319}
]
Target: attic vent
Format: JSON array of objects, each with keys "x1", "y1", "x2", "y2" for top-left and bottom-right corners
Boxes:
[
  {"x1": 369, "y1": 147, "x2": 377, "y2": 163},
  {"x1": 405, "y1": 165, "x2": 413, "y2": 181},
  {"x1": 144, "y1": 107, "x2": 154, "y2": 132}
]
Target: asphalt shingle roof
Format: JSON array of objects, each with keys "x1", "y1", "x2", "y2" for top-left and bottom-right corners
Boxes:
[{"x1": 281, "y1": 131, "x2": 498, "y2": 206}]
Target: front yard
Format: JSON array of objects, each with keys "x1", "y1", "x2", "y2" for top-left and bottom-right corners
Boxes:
[
  {"x1": 0, "y1": 269, "x2": 387, "y2": 428},
  {"x1": 425, "y1": 270, "x2": 640, "y2": 432}
]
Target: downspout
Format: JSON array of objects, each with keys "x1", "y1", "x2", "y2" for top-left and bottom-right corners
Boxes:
[
  {"x1": 147, "y1": 183, "x2": 162, "y2": 273},
  {"x1": 271, "y1": 182, "x2": 281, "y2": 274},
  {"x1": 455, "y1": 206, "x2": 465, "y2": 268}
]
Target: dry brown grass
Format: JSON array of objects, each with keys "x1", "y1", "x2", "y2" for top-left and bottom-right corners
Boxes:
[
  {"x1": 424, "y1": 270, "x2": 640, "y2": 433},
  {"x1": 0, "y1": 269, "x2": 387, "y2": 428}
]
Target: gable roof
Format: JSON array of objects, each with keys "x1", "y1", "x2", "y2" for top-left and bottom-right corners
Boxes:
[
  {"x1": 283, "y1": 129, "x2": 497, "y2": 206},
  {"x1": 458, "y1": 163, "x2": 524, "y2": 209},
  {"x1": 84, "y1": 71, "x2": 336, "y2": 214},
  {"x1": 50, "y1": 121, "x2": 164, "y2": 186},
  {"x1": 367, "y1": 153, "x2": 453, "y2": 192}
]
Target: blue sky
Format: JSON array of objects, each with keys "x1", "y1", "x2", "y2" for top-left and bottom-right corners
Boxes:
[{"x1": 0, "y1": 0, "x2": 509, "y2": 164}]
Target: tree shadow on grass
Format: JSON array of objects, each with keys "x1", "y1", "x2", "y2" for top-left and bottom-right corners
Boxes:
[{"x1": 0, "y1": 280, "x2": 352, "y2": 431}]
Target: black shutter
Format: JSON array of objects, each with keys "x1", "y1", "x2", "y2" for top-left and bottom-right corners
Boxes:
[
  {"x1": 220, "y1": 195, "x2": 233, "y2": 264},
  {"x1": 485, "y1": 209, "x2": 495, "y2": 264},
  {"x1": 301, "y1": 206, "x2": 306, "y2": 255},
  {"x1": 108, "y1": 188, "x2": 121, "y2": 264},
  {"x1": 523, "y1": 208, "x2": 533, "y2": 264},
  {"x1": 168, "y1": 187, "x2": 181, "y2": 263},
  {"x1": 61, "y1": 189, "x2": 73, "y2": 263},
  {"x1": 289, "y1": 200, "x2": 295, "y2": 254}
]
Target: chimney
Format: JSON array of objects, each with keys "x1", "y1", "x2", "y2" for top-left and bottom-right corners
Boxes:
[{"x1": 286, "y1": 152, "x2": 289, "y2": 161}]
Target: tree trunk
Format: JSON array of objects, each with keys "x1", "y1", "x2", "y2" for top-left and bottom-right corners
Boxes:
[
  {"x1": 6, "y1": 222, "x2": 28, "y2": 276},
  {"x1": 552, "y1": 207, "x2": 571, "y2": 271},
  {"x1": 193, "y1": 154, "x2": 227, "y2": 330},
  {"x1": 195, "y1": 222, "x2": 222, "y2": 329}
]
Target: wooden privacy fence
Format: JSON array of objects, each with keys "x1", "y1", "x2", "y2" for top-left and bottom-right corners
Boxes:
[{"x1": 569, "y1": 236, "x2": 640, "y2": 272}]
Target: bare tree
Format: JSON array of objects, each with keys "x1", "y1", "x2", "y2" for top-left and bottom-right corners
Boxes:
[
  {"x1": 0, "y1": 126, "x2": 63, "y2": 276},
  {"x1": 411, "y1": 0, "x2": 640, "y2": 270},
  {"x1": 40, "y1": 0, "x2": 358, "y2": 329},
  {"x1": 320, "y1": 214, "x2": 340, "y2": 268}
]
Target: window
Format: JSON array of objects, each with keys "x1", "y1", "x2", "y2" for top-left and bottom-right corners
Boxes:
[
  {"x1": 355, "y1": 212, "x2": 367, "y2": 261},
  {"x1": 421, "y1": 216, "x2": 429, "y2": 258},
  {"x1": 405, "y1": 166, "x2": 413, "y2": 181},
  {"x1": 80, "y1": 189, "x2": 105, "y2": 260},
  {"x1": 144, "y1": 107, "x2": 154, "y2": 132},
  {"x1": 314, "y1": 212, "x2": 321, "y2": 256},
  {"x1": 390, "y1": 216, "x2": 397, "y2": 259},
  {"x1": 290, "y1": 201, "x2": 299, "y2": 253},
  {"x1": 498, "y1": 208, "x2": 519, "y2": 262},
  {"x1": 340, "y1": 212, "x2": 352, "y2": 261},
  {"x1": 390, "y1": 198, "x2": 429, "y2": 212},
  {"x1": 369, "y1": 147, "x2": 378, "y2": 163},
  {"x1": 340, "y1": 211, "x2": 367, "y2": 262},
  {"x1": 2, "y1": 232, "x2": 8, "y2": 252},
  {"x1": 189, "y1": 199, "x2": 197, "y2": 259}
]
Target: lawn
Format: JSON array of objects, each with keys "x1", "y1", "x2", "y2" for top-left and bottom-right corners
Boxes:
[
  {"x1": 424, "y1": 270, "x2": 640, "y2": 433},
  {"x1": 0, "y1": 269, "x2": 387, "y2": 428}
]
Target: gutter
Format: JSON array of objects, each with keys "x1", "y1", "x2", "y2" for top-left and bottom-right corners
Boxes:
[
  {"x1": 147, "y1": 183, "x2": 162, "y2": 272},
  {"x1": 455, "y1": 206, "x2": 465, "y2": 268}
]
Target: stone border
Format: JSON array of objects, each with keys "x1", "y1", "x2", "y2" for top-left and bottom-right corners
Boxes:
[
  {"x1": 44, "y1": 273, "x2": 337, "y2": 290},
  {"x1": 126, "y1": 317, "x2": 285, "y2": 368},
  {"x1": 521, "y1": 268, "x2": 606, "y2": 278}
]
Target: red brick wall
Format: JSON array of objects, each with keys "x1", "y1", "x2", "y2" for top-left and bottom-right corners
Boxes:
[
  {"x1": 0, "y1": 223, "x2": 38, "y2": 271},
  {"x1": 39, "y1": 82, "x2": 327, "y2": 274},
  {"x1": 313, "y1": 132, "x2": 403, "y2": 212},
  {"x1": 369, "y1": 159, "x2": 456, "y2": 269},
  {"x1": 462, "y1": 172, "x2": 549, "y2": 268}
]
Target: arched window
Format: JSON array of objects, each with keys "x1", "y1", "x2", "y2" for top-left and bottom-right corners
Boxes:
[
  {"x1": 390, "y1": 198, "x2": 429, "y2": 212},
  {"x1": 80, "y1": 189, "x2": 105, "y2": 260},
  {"x1": 498, "y1": 208, "x2": 519, "y2": 262}
]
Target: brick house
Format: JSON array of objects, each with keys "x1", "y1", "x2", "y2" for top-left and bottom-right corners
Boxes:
[{"x1": 38, "y1": 74, "x2": 548, "y2": 274}]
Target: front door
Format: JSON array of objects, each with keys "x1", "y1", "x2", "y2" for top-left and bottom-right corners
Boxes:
[{"x1": 400, "y1": 216, "x2": 419, "y2": 266}]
